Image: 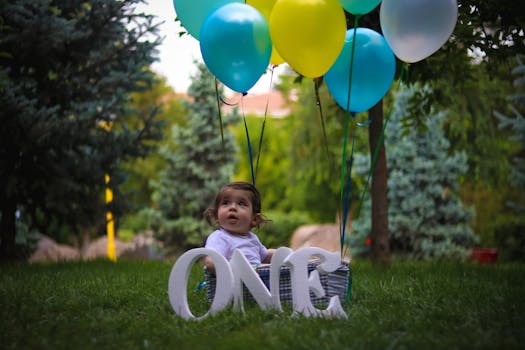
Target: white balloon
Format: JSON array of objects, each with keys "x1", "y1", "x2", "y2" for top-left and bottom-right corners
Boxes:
[{"x1": 380, "y1": 0, "x2": 458, "y2": 63}]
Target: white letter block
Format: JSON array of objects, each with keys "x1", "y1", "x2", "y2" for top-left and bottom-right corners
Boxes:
[
  {"x1": 269, "y1": 247, "x2": 294, "y2": 310},
  {"x1": 230, "y1": 249, "x2": 276, "y2": 312},
  {"x1": 168, "y1": 248, "x2": 233, "y2": 321},
  {"x1": 284, "y1": 247, "x2": 347, "y2": 319},
  {"x1": 168, "y1": 247, "x2": 347, "y2": 320}
]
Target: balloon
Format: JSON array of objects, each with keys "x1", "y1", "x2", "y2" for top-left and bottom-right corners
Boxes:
[
  {"x1": 270, "y1": 0, "x2": 346, "y2": 78},
  {"x1": 380, "y1": 0, "x2": 458, "y2": 63},
  {"x1": 246, "y1": 0, "x2": 285, "y2": 65},
  {"x1": 325, "y1": 28, "x2": 395, "y2": 113},
  {"x1": 200, "y1": 3, "x2": 272, "y2": 93},
  {"x1": 338, "y1": 0, "x2": 382, "y2": 15},
  {"x1": 172, "y1": 0, "x2": 242, "y2": 40}
]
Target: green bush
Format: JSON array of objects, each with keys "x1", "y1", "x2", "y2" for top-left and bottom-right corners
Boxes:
[
  {"x1": 13, "y1": 216, "x2": 40, "y2": 259},
  {"x1": 120, "y1": 207, "x2": 162, "y2": 234},
  {"x1": 255, "y1": 210, "x2": 311, "y2": 248},
  {"x1": 494, "y1": 218, "x2": 525, "y2": 262},
  {"x1": 351, "y1": 85, "x2": 478, "y2": 260}
]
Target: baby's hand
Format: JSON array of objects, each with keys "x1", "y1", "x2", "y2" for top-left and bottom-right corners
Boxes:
[
  {"x1": 263, "y1": 248, "x2": 275, "y2": 263},
  {"x1": 203, "y1": 256, "x2": 216, "y2": 273}
]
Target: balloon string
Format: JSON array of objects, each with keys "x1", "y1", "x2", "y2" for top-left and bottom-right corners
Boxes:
[
  {"x1": 219, "y1": 94, "x2": 243, "y2": 106},
  {"x1": 312, "y1": 77, "x2": 338, "y2": 205},
  {"x1": 340, "y1": 135, "x2": 355, "y2": 256},
  {"x1": 344, "y1": 16, "x2": 360, "y2": 113},
  {"x1": 354, "y1": 111, "x2": 391, "y2": 220},
  {"x1": 313, "y1": 77, "x2": 331, "y2": 162},
  {"x1": 339, "y1": 112, "x2": 351, "y2": 254},
  {"x1": 399, "y1": 63, "x2": 410, "y2": 86},
  {"x1": 241, "y1": 96, "x2": 256, "y2": 186},
  {"x1": 255, "y1": 66, "x2": 275, "y2": 180},
  {"x1": 214, "y1": 79, "x2": 226, "y2": 152},
  {"x1": 346, "y1": 264, "x2": 353, "y2": 304},
  {"x1": 339, "y1": 15, "x2": 360, "y2": 257}
]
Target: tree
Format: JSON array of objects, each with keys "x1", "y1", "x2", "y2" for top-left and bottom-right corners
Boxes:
[
  {"x1": 495, "y1": 55, "x2": 525, "y2": 213},
  {"x1": 233, "y1": 114, "x2": 293, "y2": 212},
  {"x1": 284, "y1": 78, "x2": 344, "y2": 222},
  {"x1": 117, "y1": 74, "x2": 187, "y2": 235},
  {"x1": 351, "y1": 85, "x2": 478, "y2": 260},
  {"x1": 120, "y1": 74, "x2": 186, "y2": 212},
  {"x1": 150, "y1": 62, "x2": 238, "y2": 254},
  {"x1": 0, "y1": 0, "x2": 163, "y2": 261},
  {"x1": 493, "y1": 55, "x2": 525, "y2": 261},
  {"x1": 346, "y1": 1, "x2": 525, "y2": 264}
]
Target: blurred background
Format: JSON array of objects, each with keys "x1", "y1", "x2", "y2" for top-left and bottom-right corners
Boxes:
[{"x1": 1, "y1": 0, "x2": 523, "y2": 265}]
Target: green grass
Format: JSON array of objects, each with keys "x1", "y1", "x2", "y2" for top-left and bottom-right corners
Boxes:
[{"x1": 1, "y1": 259, "x2": 524, "y2": 349}]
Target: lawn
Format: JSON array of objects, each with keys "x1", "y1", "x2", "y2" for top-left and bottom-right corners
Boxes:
[{"x1": 1, "y1": 259, "x2": 524, "y2": 349}]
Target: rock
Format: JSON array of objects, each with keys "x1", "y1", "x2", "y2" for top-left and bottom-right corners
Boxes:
[
  {"x1": 29, "y1": 232, "x2": 164, "y2": 262},
  {"x1": 29, "y1": 235, "x2": 80, "y2": 263},
  {"x1": 83, "y1": 232, "x2": 164, "y2": 260},
  {"x1": 120, "y1": 231, "x2": 164, "y2": 260},
  {"x1": 82, "y1": 236, "x2": 134, "y2": 260},
  {"x1": 290, "y1": 224, "x2": 342, "y2": 253}
]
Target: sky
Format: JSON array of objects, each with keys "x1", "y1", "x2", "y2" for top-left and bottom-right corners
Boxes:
[{"x1": 135, "y1": 0, "x2": 286, "y2": 94}]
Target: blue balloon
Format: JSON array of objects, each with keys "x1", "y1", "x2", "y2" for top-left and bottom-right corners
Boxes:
[
  {"x1": 200, "y1": 3, "x2": 272, "y2": 93},
  {"x1": 325, "y1": 28, "x2": 395, "y2": 113},
  {"x1": 338, "y1": 0, "x2": 382, "y2": 15},
  {"x1": 172, "y1": 0, "x2": 242, "y2": 40}
]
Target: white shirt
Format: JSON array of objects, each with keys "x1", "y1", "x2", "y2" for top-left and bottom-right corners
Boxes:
[{"x1": 205, "y1": 228, "x2": 269, "y2": 265}]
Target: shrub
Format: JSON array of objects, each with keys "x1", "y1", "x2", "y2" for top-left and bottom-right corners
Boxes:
[
  {"x1": 256, "y1": 210, "x2": 311, "y2": 248},
  {"x1": 494, "y1": 218, "x2": 525, "y2": 262}
]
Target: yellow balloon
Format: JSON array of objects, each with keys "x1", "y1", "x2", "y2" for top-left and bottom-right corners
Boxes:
[
  {"x1": 270, "y1": 49, "x2": 285, "y2": 66},
  {"x1": 247, "y1": 0, "x2": 285, "y2": 66},
  {"x1": 247, "y1": 0, "x2": 275, "y2": 20},
  {"x1": 269, "y1": 0, "x2": 346, "y2": 77}
]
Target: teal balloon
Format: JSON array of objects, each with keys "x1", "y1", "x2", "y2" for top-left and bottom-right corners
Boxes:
[
  {"x1": 200, "y1": 3, "x2": 272, "y2": 93},
  {"x1": 338, "y1": 0, "x2": 382, "y2": 15},
  {"x1": 325, "y1": 28, "x2": 395, "y2": 113},
  {"x1": 173, "y1": 0, "x2": 242, "y2": 40}
]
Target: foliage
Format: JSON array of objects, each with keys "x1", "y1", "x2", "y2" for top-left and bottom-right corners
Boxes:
[
  {"x1": 150, "y1": 62, "x2": 238, "y2": 253},
  {"x1": 255, "y1": 210, "x2": 311, "y2": 248},
  {"x1": 435, "y1": 64, "x2": 515, "y2": 183},
  {"x1": 343, "y1": 0, "x2": 525, "y2": 264},
  {"x1": 402, "y1": 0, "x2": 525, "y2": 87},
  {"x1": 397, "y1": 1, "x2": 523, "y2": 186},
  {"x1": 284, "y1": 74, "x2": 372, "y2": 222},
  {"x1": 1, "y1": 260, "x2": 524, "y2": 349},
  {"x1": 284, "y1": 78, "x2": 342, "y2": 222},
  {"x1": 232, "y1": 71, "x2": 374, "y2": 225},
  {"x1": 351, "y1": 85, "x2": 478, "y2": 260},
  {"x1": 233, "y1": 113, "x2": 293, "y2": 212},
  {"x1": 11, "y1": 214, "x2": 41, "y2": 259},
  {"x1": 119, "y1": 74, "x2": 187, "y2": 212},
  {"x1": 0, "y1": 0, "x2": 163, "y2": 260},
  {"x1": 490, "y1": 55, "x2": 525, "y2": 261},
  {"x1": 120, "y1": 206, "x2": 162, "y2": 235},
  {"x1": 494, "y1": 218, "x2": 525, "y2": 262},
  {"x1": 459, "y1": 181, "x2": 519, "y2": 248},
  {"x1": 495, "y1": 55, "x2": 525, "y2": 213}
]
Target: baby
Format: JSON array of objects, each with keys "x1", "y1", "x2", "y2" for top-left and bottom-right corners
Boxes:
[{"x1": 203, "y1": 181, "x2": 274, "y2": 272}]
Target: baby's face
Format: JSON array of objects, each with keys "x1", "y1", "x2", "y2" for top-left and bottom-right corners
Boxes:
[{"x1": 216, "y1": 188, "x2": 258, "y2": 235}]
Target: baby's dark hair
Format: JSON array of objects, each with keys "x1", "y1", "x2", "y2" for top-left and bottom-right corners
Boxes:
[{"x1": 204, "y1": 181, "x2": 267, "y2": 227}]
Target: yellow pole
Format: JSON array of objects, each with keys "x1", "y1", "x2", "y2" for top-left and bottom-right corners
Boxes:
[{"x1": 105, "y1": 174, "x2": 117, "y2": 262}]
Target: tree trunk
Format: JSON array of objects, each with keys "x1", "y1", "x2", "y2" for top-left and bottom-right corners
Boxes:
[
  {"x1": 0, "y1": 198, "x2": 17, "y2": 262},
  {"x1": 368, "y1": 100, "x2": 391, "y2": 266}
]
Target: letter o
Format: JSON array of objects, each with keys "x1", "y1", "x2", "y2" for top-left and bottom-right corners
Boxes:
[{"x1": 168, "y1": 248, "x2": 234, "y2": 320}]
